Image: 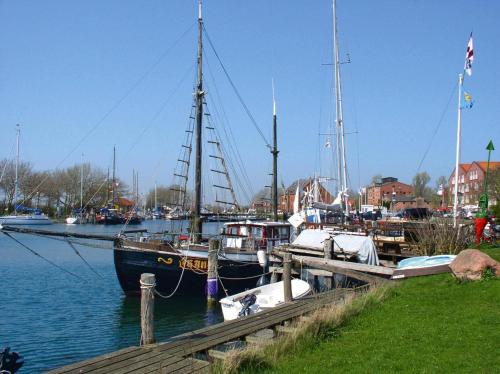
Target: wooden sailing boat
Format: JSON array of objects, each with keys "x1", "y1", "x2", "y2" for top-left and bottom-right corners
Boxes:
[{"x1": 113, "y1": 0, "x2": 291, "y2": 297}]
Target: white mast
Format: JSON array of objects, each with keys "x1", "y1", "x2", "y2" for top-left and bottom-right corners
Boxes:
[
  {"x1": 80, "y1": 153, "x2": 84, "y2": 211},
  {"x1": 453, "y1": 73, "x2": 464, "y2": 227},
  {"x1": 333, "y1": 0, "x2": 348, "y2": 213},
  {"x1": 14, "y1": 124, "x2": 20, "y2": 214}
]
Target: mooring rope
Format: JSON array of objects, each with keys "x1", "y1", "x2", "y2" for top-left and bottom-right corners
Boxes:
[
  {"x1": 3, "y1": 232, "x2": 84, "y2": 281},
  {"x1": 65, "y1": 239, "x2": 103, "y2": 278}
]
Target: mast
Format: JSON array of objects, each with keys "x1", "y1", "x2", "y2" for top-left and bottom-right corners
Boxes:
[
  {"x1": 453, "y1": 73, "x2": 464, "y2": 227},
  {"x1": 80, "y1": 153, "x2": 84, "y2": 211},
  {"x1": 14, "y1": 124, "x2": 20, "y2": 214},
  {"x1": 271, "y1": 81, "x2": 279, "y2": 221},
  {"x1": 333, "y1": 0, "x2": 348, "y2": 216},
  {"x1": 112, "y1": 146, "x2": 116, "y2": 207},
  {"x1": 193, "y1": 0, "x2": 204, "y2": 242}
]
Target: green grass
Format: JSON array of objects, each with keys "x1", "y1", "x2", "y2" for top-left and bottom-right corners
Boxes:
[{"x1": 233, "y1": 247, "x2": 500, "y2": 374}]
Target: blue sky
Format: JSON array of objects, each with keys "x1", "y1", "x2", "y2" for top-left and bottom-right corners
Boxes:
[{"x1": 1, "y1": 0, "x2": 499, "y2": 203}]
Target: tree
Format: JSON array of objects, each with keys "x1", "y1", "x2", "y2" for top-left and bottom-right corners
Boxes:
[{"x1": 412, "y1": 172, "x2": 431, "y2": 198}]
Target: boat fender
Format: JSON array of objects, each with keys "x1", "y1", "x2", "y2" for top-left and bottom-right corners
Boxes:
[
  {"x1": 0, "y1": 347, "x2": 24, "y2": 374},
  {"x1": 238, "y1": 293, "x2": 257, "y2": 317},
  {"x1": 257, "y1": 249, "x2": 268, "y2": 268}
]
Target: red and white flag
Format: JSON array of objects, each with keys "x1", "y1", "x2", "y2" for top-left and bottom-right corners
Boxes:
[{"x1": 464, "y1": 33, "x2": 474, "y2": 76}]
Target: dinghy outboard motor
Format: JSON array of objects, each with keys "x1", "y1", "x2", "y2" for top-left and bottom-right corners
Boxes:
[
  {"x1": 238, "y1": 293, "x2": 257, "y2": 317},
  {"x1": 0, "y1": 347, "x2": 24, "y2": 374}
]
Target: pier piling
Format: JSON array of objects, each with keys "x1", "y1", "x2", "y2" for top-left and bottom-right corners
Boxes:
[
  {"x1": 323, "y1": 238, "x2": 333, "y2": 289},
  {"x1": 207, "y1": 238, "x2": 219, "y2": 305},
  {"x1": 283, "y1": 252, "x2": 292, "y2": 302},
  {"x1": 140, "y1": 273, "x2": 156, "y2": 345}
]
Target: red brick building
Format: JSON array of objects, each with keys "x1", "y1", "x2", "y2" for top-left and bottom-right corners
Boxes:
[
  {"x1": 365, "y1": 177, "x2": 413, "y2": 206},
  {"x1": 280, "y1": 179, "x2": 333, "y2": 213},
  {"x1": 448, "y1": 161, "x2": 500, "y2": 205}
]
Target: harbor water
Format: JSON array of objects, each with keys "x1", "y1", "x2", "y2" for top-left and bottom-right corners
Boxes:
[{"x1": 0, "y1": 220, "x2": 224, "y2": 373}]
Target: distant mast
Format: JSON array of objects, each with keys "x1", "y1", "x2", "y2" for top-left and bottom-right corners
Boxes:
[
  {"x1": 14, "y1": 124, "x2": 20, "y2": 214},
  {"x1": 332, "y1": 0, "x2": 348, "y2": 215},
  {"x1": 193, "y1": 0, "x2": 204, "y2": 243},
  {"x1": 271, "y1": 80, "x2": 279, "y2": 221}
]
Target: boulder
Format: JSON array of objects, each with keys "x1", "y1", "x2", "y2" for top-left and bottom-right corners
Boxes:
[{"x1": 450, "y1": 249, "x2": 500, "y2": 281}]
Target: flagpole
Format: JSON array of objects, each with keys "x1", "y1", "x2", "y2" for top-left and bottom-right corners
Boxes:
[{"x1": 453, "y1": 73, "x2": 464, "y2": 228}]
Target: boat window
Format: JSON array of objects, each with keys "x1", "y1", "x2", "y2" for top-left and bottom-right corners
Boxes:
[
  {"x1": 251, "y1": 226, "x2": 263, "y2": 238},
  {"x1": 240, "y1": 226, "x2": 248, "y2": 236},
  {"x1": 226, "y1": 226, "x2": 238, "y2": 236}
]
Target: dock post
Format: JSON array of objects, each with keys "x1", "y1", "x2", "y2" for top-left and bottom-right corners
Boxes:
[
  {"x1": 207, "y1": 238, "x2": 219, "y2": 305},
  {"x1": 140, "y1": 273, "x2": 155, "y2": 345},
  {"x1": 283, "y1": 252, "x2": 292, "y2": 302},
  {"x1": 323, "y1": 238, "x2": 333, "y2": 289}
]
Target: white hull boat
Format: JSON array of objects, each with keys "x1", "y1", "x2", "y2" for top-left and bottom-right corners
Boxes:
[
  {"x1": 65, "y1": 216, "x2": 79, "y2": 224},
  {"x1": 220, "y1": 279, "x2": 311, "y2": 321},
  {"x1": 0, "y1": 214, "x2": 52, "y2": 225},
  {"x1": 397, "y1": 255, "x2": 456, "y2": 270}
]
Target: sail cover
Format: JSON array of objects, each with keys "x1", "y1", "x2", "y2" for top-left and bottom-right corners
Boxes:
[{"x1": 292, "y1": 229, "x2": 379, "y2": 265}]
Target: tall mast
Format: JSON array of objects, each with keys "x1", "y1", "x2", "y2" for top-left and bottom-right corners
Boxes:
[
  {"x1": 14, "y1": 124, "x2": 20, "y2": 214},
  {"x1": 453, "y1": 73, "x2": 464, "y2": 227},
  {"x1": 333, "y1": 0, "x2": 348, "y2": 213},
  {"x1": 271, "y1": 80, "x2": 279, "y2": 221},
  {"x1": 112, "y1": 146, "x2": 116, "y2": 207},
  {"x1": 80, "y1": 153, "x2": 84, "y2": 210},
  {"x1": 193, "y1": 0, "x2": 204, "y2": 242}
]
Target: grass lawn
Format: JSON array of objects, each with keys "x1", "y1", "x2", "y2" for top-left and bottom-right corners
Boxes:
[{"x1": 238, "y1": 247, "x2": 500, "y2": 373}]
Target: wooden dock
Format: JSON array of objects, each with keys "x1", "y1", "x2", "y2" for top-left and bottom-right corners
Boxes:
[{"x1": 47, "y1": 286, "x2": 368, "y2": 374}]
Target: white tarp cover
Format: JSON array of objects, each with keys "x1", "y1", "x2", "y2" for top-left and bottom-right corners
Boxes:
[{"x1": 292, "y1": 229, "x2": 379, "y2": 266}]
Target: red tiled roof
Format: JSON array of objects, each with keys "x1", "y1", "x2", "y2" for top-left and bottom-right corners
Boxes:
[{"x1": 474, "y1": 161, "x2": 500, "y2": 172}]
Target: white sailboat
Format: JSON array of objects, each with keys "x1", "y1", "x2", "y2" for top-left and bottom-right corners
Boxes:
[{"x1": 0, "y1": 125, "x2": 51, "y2": 226}]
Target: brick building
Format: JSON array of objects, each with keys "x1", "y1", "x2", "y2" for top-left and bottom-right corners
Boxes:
[
  {"x1": 280, "y1": 179, "x2": 333, "y2": 213},
  {"x1": 448, "y1": 161, "x2": 500, "y2": 205},
  {"x1": 365, "y1": 177, "x2": 413, "y2": 206}
]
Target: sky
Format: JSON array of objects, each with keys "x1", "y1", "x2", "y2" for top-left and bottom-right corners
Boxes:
[{"x1": 1, "y1": 0, "x2": 499, "y2": 204}]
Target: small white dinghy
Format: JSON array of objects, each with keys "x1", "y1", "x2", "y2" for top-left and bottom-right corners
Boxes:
[{"x1": 220, "y1": 279, "x2": 311, "y2": 321}]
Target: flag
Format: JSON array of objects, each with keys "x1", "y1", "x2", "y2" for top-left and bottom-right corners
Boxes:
[
  {"x1": 464, "y1": 33, "x2": 474, "y2": 76},
  {"x1": 463, "y1": 91, "x2": 474, "y2": 108}
]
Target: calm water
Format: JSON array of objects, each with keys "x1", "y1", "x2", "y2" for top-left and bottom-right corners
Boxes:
[{"x1": 0, "y1": 220, "x2": 223, "y2": 373}]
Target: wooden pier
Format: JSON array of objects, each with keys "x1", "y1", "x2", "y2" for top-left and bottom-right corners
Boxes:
[{"x1": 47, "y1": 286, "x2": 369, "y2": 374}]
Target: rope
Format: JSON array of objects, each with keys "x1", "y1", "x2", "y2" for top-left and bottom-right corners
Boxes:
[
  {"x1": 218, "y1": 270, "x2": 273, "y2": 281},
  {"x1": 217, "y1": 273, "x2": 229, "y2": 297},
  {"x1": 66, "y1": 239, "x2": 103, "y2": 278},
  {"x1": 3, "y1": 232, "x2": 84, "y2": 281},
  {"x1": 203, "y1": 25, "x2": 270, "y2": 149}
]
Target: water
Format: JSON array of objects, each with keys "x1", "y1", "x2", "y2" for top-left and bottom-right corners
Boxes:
[{"x1": 0, "y1": 220, "x2": 223, "y2": 373}]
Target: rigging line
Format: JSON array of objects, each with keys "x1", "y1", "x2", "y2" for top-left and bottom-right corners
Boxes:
[
  {"x1": 202, "y1": 78, "x2": 254, "y2": 202},
  {"x1": 66, "y1": 239, "x2": 103, "y2": 278},
  {"x1": 416, "y1": 80, "x2": 458, "y2": 174},
  {"x1": 3, "y1": 232, "x2": 85, "y2": 281},
  {"x1": 21, "y1": 22, "x2": 196, "y2": 205},
  {"x1": 125, "y1": 62, "x2": 196, "y2": 154},
  {"x1": 203, "y1": 53, "x2": 255, "y2": 199},
  {"x1": 202, "y1": 25, "x2": 271, "y2": 148}
]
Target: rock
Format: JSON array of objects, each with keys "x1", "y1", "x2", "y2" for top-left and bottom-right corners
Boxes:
[{"x1": 450, "y1": 249, "x2": 500, "y2": 281}]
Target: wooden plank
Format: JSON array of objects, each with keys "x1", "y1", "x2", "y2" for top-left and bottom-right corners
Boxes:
[
  {"x1": 158, "y1": 289, "x2": 358, "y2": 357},
  {"x1": 392, "y1": 264, "x2": 451, "y2": 279},
  {"x1": 46, "y1": 347, "x2": 142, "y2": 373},
  {"x1": 89, "y1": 350, "x2": 185, "y2": 374},
  {"x1": 281, "y1": 252, "x2": 394, "y2": 277},
  {"x1": 50, "y1": 287, "x2": 367, "y2": 374}
]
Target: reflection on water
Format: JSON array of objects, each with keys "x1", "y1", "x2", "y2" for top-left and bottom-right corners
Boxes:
[{"x1": 0, "y1": 221, "x2": 223, "y2": 373}]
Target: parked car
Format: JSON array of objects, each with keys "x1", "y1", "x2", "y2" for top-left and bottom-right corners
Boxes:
[{"x1": 396, "y1": 208, "x2": 431, "y2": 220}]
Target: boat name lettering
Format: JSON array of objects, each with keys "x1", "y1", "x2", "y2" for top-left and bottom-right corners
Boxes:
[{"x1": 180, "y1": 258, "x2": 208, "y2": 270}]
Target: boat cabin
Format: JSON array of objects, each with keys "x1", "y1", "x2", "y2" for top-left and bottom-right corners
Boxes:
[{"x1": 223, "y1": 221, "x2": 291, "y2": 250}]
